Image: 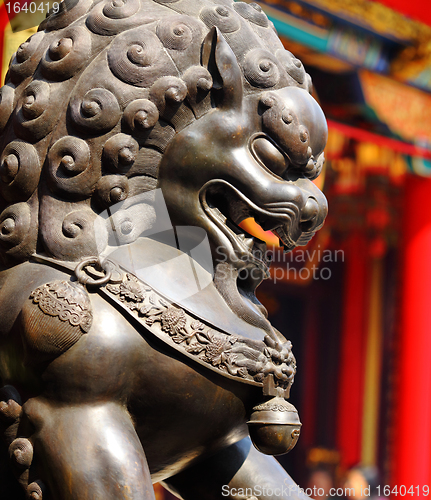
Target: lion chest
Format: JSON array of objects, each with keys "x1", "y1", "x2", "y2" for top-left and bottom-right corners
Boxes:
[{"x1": 9, "y1": 270, "x2": 257, "y2": 477}]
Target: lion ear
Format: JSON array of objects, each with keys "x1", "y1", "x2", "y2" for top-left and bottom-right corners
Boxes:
[{"x1": 202, "y1": 27, "x2": 243, "y2": 111}]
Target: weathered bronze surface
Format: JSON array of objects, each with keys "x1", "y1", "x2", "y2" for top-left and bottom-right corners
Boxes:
[{"x1": 0, "y1": 0, "x2": 328, "y2": 498}]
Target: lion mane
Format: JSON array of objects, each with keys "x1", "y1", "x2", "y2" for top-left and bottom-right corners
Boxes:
[{"x1": 0, "y1": 0, "x2": 312, "y2": 266}]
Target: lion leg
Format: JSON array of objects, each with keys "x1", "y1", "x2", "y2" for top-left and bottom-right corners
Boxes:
[
  {"x1": 22, "y1": 397, "x2": 156, "y2": 500},
  {"x1": 162, "y1": 437, "x2": 308, "y2": 500}
]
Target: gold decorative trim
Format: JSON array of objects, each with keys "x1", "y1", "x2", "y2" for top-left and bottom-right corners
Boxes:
[{"x1": 260, "y1": 0, "x2": 431, "y2": 43}]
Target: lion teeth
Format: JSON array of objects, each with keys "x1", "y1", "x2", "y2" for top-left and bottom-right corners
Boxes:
[
  {"x1": 244, "y1": 238, "x2": 254, "y2": 250},
  {"x1": 238, "y1": 234, "x2": 254, "y2": 251}
]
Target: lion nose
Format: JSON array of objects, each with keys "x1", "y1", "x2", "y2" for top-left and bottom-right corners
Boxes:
[{"x1": 301, "y1": 197, "x2": 319, "y2": 222}]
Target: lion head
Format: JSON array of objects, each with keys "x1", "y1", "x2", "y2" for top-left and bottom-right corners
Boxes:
[{"x1": 0, "y1": 0, "x2": 327, "y2": 331}]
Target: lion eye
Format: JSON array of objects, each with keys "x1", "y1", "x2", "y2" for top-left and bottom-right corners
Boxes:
[{"x1": 251, "y1": 137, "x2": 289, "y2": 178}]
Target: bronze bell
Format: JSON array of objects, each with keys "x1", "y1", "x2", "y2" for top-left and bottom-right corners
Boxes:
[{"x1": 247, "y1": 396, "x2": 302, "y2": 456}]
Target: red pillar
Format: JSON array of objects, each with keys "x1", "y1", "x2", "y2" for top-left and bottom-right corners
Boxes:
[
  {"x1": 337, "y1": 235, "x2": 369, "y2": 469},
  {"x1": 0, "y1": 3, "x2": 10, "y2": 79},
  {"x1": 391, "y1": 175, "x2": 431, "y2": 488},
  {"x1": 300, "y1": 307, "x2": 319, "y2": 448}
]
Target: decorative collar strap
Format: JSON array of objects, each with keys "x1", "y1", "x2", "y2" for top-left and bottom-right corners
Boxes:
[{"x1": 32, "y1": 254, "x2": 295, "y2": 397}]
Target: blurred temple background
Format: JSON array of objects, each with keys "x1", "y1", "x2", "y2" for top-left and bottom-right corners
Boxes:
[{"x1": 1, "y1": 0, "x2": 431, "y2": 495}]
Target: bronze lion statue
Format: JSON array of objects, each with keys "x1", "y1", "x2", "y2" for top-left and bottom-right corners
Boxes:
[{"x1": 0, "y1": 0, "x2": 328, "y2": 498}]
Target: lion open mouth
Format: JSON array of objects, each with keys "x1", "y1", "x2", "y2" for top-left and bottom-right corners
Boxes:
[{"x1": 200, "y1": 180, "x2": 316, "y2": 276}]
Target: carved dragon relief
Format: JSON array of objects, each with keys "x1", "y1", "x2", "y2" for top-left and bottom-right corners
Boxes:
[{"x1": 0, "y1": 0, "x2": 328, "y2": 498}]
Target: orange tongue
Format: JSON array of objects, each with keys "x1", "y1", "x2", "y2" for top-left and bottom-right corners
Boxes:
[{"x1": 239, "y1": 218, "x2": 281, "y2": 248}]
